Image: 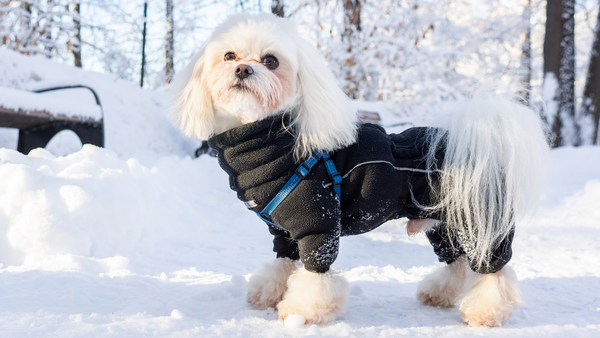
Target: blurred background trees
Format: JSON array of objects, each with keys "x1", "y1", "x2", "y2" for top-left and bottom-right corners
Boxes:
[{"x1": 1, "y1": 0, "x2": 599, "y2": 145}]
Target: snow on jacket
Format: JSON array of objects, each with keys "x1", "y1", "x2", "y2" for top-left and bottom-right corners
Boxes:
[{"x1": 208, "y1": 113, "x2": 512, "y2": 274}]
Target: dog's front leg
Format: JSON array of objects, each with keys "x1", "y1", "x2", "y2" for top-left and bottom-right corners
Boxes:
[
  {"x1": 247, "y1": 257, "x2": 300, "y2": 309},
  {"x1": 277, "y1": 266, "x2": 349, "y2": 325}
]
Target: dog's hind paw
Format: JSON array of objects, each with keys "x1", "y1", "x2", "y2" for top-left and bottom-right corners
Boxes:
[
  {"x1": 417, "y1": 255, "x2": 468, "y2": 308},
  {"x1": 417, "y1": 290, "x2": 455, "y2": 308},
  {"x1": 277, "y1": 267, "x2": 349, "y2": 325},
  {"x1": 458, "y1": 266, "x2": 523, "y2": 327},
  {"x1": 246, "y1": 258, "x2": 299, "y2": 309}
]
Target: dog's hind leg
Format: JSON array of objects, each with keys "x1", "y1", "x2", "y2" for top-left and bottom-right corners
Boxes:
[
  {"x1": 417, "y1": 254, "x2": 469, "y2": 307},
  {"x1": 247, "y1": 258, "x2": 300, "y2": 309},
  {"x1": 277, "y1": 267, "x2": 349, "y2": 325},
  {"x1": 458, "y1": 265, "x2": 523, "y2": 327}
]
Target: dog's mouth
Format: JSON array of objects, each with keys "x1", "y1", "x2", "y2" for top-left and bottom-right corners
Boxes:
[
  {"x1": 231, "y1": 82, "x2": 260, "y2": 98},
  {"x1": 232, "y1": 83, "x2": 250, "y2": 91}
]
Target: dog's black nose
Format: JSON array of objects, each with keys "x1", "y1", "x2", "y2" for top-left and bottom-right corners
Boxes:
[{"x1": 235, "y1": 64, "x2": 253, "y2": 79}]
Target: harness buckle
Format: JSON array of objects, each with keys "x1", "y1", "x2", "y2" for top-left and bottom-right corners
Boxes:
[
  {"x1": 331, "y1": 172, "x2": 342, "y2": 188},
  {"x1": 295, "y1": 162, "x2": 311, "y2": 178}
]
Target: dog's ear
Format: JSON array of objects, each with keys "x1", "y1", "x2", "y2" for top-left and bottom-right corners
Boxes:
[
  {"x1": 293, "y1": 36, "x2": 357, "y2": 159},
  {"x1": 169, "y1": 49, "x2": 214, "y2": 140}
]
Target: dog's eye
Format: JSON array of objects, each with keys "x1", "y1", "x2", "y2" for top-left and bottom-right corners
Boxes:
[
  {"x1": 262, "y1": 55, "x2": 279, "y2": 70},
  {"x1": 224, "y1": 52, "x2": 236, "y2": 61}
]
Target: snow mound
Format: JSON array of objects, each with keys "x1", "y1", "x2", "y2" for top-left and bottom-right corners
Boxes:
[
  {"x1": 0, "y1": 145, "x2": 262, "y2": 277},
  {"x1": 0, "y1": 49, "x2": 198, "y2": 159}
]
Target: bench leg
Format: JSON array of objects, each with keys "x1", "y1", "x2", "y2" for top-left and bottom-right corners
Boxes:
[{"x1": 17, "y1": 121, "x2": 104, "y2": 155}]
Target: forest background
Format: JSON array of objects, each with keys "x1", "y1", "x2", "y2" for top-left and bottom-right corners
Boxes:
[{"x1": 2, "y1": 0, "x2": 599, "y2": 146}]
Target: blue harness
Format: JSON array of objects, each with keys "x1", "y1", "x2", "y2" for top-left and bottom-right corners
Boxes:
[{"x1": 255, "y1": 151, "x2": 342, "y2": 230}]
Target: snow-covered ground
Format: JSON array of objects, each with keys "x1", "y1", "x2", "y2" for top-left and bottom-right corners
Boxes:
[{"x1": 0, "y1": 50, "x2": 599, "y2": 338}]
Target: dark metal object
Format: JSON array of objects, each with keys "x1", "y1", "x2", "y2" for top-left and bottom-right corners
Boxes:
[
  {"x1": 195, "y1": 141, "x2": 217, "y2": 158},
  {"x1": 1, "y1": 85, "x2": 105, "y2": 154},
  {"x1": 271, "y1": 0, "x2": 284, "y2": 17},
  {"x1": 141, "y1": 1, "x2": 148, "y2": 87}
]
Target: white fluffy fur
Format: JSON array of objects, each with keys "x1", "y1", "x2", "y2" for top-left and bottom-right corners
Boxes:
[
  {"x1": 417, "y1": 255, "x2": 469, "y2": 307},
  {"x1": 246, "y1": 258, "x2": 300, "y2": 309},
  {"x1": 458, "y1": 265, "x2": 524, "y2": 327},
  {"x1": 169, "y1": 13, "x2": 358, "y2": 159},
  {"x1": 277, "y1": 267, "x2": 349, "y2": 325},
  {"x1": 418, "y1": 256, "x2": 523, "y2": 326},
  {"x1": 425, "y1": 94, "x2": 550, "y2": 270}
]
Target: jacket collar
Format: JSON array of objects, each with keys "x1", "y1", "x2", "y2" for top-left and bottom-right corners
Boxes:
[{"x1": 208, "y1": 112, "x2": 294, "y2": 151}]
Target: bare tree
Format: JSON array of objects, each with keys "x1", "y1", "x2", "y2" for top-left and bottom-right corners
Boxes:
[
  {"x1": 0, "y1": 0, "x2": 72, "y2": 57},
  {"x1": 141, "y1": 1, "x2": 148, "y2": 87},
  {"x1": 45, "y1": 0, "x2": 53, "y2": 57},
  {"x1": 166, "y1": 0, "x2": 175, "y2": 84},
  {"x1": 271, "y1": 0, "x2": 284, "y2": 17},
  {"x1": 520, "y1": 0, "x2": 532, "y2": 104},
  {"x1": 580, "y1": 6, "x2": 600, "y2": 145},
  {"x1": 556, "y1": 0, "x2": 577, "y2": 146},
  {"x1": 73, "y1": 0, "x2": 82, "y2": 67},
  {"x1": 543, "y1": 0, "x2": 562, "y2": 138},
  {"x1": 543, "y1": 0, "x2": 577, "y2": 147},
  {"x1": 342, "y1": 0, "x2": 361, "y2": 99}
]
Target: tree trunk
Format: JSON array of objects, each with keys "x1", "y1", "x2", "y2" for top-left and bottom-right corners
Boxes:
[
  {"x1": 165, "y1": 0, "x2": 175, "y2": 84},
  {"x1": 343, "y1": 0, "x2": 361, "y2": 35},
  {"x1": 543, "y1": 0, "x2": 562, "y2": 146},
  {"x1": 520, "y1": 0, "x2": 532, "y2": 104},
  {"x1": 73, "y1": 0, "x2": 82, "y2": 67},
  {"x1": 21, "y1": 2, "x2": 33, "y2": 51},
  {"x1": 343, "y1": 0, "x2": 361, "y2": 99},
  {"x1": 554, "y1": 0, "x2": 577, "y2": 147},
  {"x1": 543, "y1": 0, "x2": 577, "y2": 147},
  {"x1": 141, "y1": 1, "x2": 148, "y2": 87},
  {"x1": 271, "y1": 0, "x2": 284, "y2": 17},
  {"x1": 45, "y1": 0, "x2": 53, "y2": 57},
  {"x1": 580, "y1": 7, "x2": 600, "y2": 145}
]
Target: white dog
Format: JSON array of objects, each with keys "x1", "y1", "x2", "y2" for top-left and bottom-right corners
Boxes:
[{"x1": 170, "y1": 13, "x2": 549, "y2": 327}]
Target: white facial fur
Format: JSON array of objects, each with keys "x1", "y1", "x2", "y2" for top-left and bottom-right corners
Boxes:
[
  {"x1": 170, "y1": 13, "x2": 358, "y2": 159},
  {"x1": 203, "y1": 19, "x2": 298, "y2": 133}
]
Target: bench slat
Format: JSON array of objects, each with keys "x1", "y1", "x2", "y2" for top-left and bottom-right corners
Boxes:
[{"x1": 0, "y1": 105, "x2": 97, "y2": 129}]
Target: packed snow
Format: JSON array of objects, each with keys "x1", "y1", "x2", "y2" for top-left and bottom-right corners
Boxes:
[
  {"x1": 0, "y1": 51, "x2": 599, "y2": 338},
  {"x1": 0, "y1": 86, "x2": 102, "y2": 121}
]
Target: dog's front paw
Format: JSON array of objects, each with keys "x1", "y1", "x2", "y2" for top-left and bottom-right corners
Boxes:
[
  {"x1": 458, "y1": 266, "x2": 523, "y2": 327},
  {"x1": 460, "y1": 306, "x2": 508, "y2": 327},
  {"x1": 246, "y1": 258, "x2": 299, "y2": 309},
  {"x1": 277, "y1": 267, "x2": 349, "y2": 325}
]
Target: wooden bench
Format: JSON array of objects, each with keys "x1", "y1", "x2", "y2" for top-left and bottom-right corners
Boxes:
[
  {"x1": 357, "y1": 110, "x2": 381, "y2": 125},
  {"x1": 0, "y1": 85, "x2": 104, "y2": 154}
]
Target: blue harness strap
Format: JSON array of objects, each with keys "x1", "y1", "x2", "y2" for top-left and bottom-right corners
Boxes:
[
  {"x1": 320, "y1": 152, "x2": 342, "y2": 198},
  {"x1": 255, "y1": 151, "x2": 341, "y2": 230}
]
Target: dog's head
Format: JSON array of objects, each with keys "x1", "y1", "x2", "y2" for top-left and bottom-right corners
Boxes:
[{"x1": 170, "y1": 13, "x2": 357, "y2": 158}]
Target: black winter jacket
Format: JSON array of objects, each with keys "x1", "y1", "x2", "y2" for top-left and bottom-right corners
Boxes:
[{"x1": 208, "y1": 114, "x2": 512, "y2": 274}]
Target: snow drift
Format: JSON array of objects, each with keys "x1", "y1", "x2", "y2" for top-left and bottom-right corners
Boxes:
[{"x1": 0, "y1": 50, "x2": 599, "y2": 337}]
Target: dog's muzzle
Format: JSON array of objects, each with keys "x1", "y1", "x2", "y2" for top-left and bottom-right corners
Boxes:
[{"x1": 235, "y1": 64, "x2": 253, "y2": 80}]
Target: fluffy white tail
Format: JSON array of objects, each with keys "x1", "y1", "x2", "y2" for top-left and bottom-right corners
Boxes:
[{"x1": 425, "y1": 94, "x2": 550, "y2": 270}]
